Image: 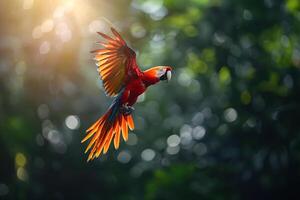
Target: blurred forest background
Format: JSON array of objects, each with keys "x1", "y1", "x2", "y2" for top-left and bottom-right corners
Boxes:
[{"x1": 0, "y1": 0, "x2": 300, "y2": 199}]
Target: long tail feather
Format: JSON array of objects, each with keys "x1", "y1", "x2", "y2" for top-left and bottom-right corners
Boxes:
[
  {"x1": 126, "y1": 115, "x2": 134, "y2": 130},
  {"x1": 120, "y1": 114, "x2": 128, "y2": 141},
  {"x1": 113, "y1": 120, "x2": 120, "y2": 149},
  {"x1": 82, "y1": 103, "x2": 135, "y2": 161}
]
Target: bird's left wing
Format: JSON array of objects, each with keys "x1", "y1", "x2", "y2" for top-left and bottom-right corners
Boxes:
[{"x1": 91, "y1": 28, "x2": 142, "y2": 97}]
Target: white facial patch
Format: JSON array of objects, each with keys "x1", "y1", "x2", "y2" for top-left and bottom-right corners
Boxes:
[{"x1": 156, "y1": 67, "x2": 166, "y2": 78}]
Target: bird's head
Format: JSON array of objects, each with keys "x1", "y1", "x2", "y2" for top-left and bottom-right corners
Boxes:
[{"x1": 143, "y1": 66, "x2": 173, "y2": 85}]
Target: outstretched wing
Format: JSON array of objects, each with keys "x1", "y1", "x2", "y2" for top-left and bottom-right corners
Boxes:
[{"x1": 91, "y1": 28, "x2": 142, "y2": 97}]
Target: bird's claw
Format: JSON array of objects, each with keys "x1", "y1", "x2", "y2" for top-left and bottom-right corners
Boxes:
[{"x1": 121, "y1": 105, "x2": 135, "y2": 115}]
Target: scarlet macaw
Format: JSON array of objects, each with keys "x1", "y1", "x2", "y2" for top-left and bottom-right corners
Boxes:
[{"x1": 81, "y1": 28, "x2": 172, "y2": 161}]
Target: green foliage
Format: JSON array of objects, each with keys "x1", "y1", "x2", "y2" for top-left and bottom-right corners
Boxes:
[
  {"x1": 145, "y1": 164, "x2": 196, "y2": 200},
  {"x1": 0, "y1": 0, "x2": 300, "y2": 199}
]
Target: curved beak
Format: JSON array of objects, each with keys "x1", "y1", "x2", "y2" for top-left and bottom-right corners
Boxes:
[{"x1": 167, "y1": 70, "x2": 172, "y2": 82}]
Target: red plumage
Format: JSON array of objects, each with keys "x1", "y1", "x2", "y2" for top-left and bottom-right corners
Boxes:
[{"x1": 82, "y1": 27, "x2": 172, "y2": 161}]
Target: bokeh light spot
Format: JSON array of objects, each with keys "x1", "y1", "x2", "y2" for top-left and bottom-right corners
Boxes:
[
  {"x1": 65, "y1": 115, "x2": 80, "y2": 130},
  {"x1": 36, "y1": 134, "x2": 44, "y2": 146},
  {"x1": 166, "y1": 146, "x2": 180, "y2": 155},
  {"x1": 192, "y1": 126, "x2": 206, "y2": 140},
  {"x1": 180, "y1": 124, "x2": 193, "y2": 145},
  {"x1": 32, "y1": 26, "x2": 42, "y2": 39},
  {"x1": 88, "y1": 20, "x2": 105, "y2": 33},
  {"x1": 127, "y1": 133, "x2": 138, "y2": 145},
  {"x1": 17, "y1": 167, "x2": 28, "y2": 181},
  {"x1": 53, "y1": 6, "x2": 65, "y2": 18},
  {"x1": 219, "y1": 66, "x2": 231, "y2": 84},
  {"x1": 47, "y1": 130, "x2": 61, "y2": 144},
  {"x1": 224, "y1": 108, "x2": 238, "y2": 122},
  {"x1": 15, "y1": 153, "x2": 27, "y2": 167},
  {"x1": 130, "y1": 23, "x2": 146, "y2": 38},
  {"x1": 167, "y1": 134, "x2": 180, "y2": 147},
  {"x1": 39, "y1": 41, "x2": 51, "y2": 54},
  {"x1": 192, "y1": 112, "x2": 204, "y2": 125},
  {"x1": 243, "y1": 9, "x2": 253, "y2": 20},
  {"x1": 117, "y1": 151, "x2": 131, "y2": 164},
  {"x1": 55, "y1": 22, "x2": 72, "y2": 42},
  {"x1": 241, "y1": 90, "x2": 251, "y2": 105},
  {"x1": 193, "y1": 143, "x2": 207, "y2": 156},
  {"x1": 141, "y1": 148, "x2": 156, "y2": 161},
  {"x1": 37, "y1": 104, "x2": 49, "y2": 119},
  {"x1": 41, "y1": 19, "x2": 54, "y2": 33},
  {"x1": 178, "y1": 70, "x2": 192, "y2": 87}
]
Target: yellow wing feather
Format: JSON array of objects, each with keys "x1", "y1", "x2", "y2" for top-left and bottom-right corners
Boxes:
[{"x1": 92, "y1": 28, "x2": 138, "y2": 97}]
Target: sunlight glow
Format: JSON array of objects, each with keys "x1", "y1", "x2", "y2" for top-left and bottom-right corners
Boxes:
[
  {"x1": 41, "y1": 19, "x2": 54, "y2": 33},
  {"x1": 55, "y1": 22, "x2": 72, "y2": 42},
  {"x1": 39, "y1": 41, "x2": 51, "y2": 54},
  {"x1": 23, "y1": 0, "x2": 34, "y2": 10},
  {"x1": 32, "y1": 26, "x2": 42, "y2": 39},
  {"x1": 89, "y1": 20, "x2": 105, "y2": 33}
]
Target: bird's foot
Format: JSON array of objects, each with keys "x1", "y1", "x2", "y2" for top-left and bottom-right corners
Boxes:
[{"x1": 120, "y1": 105, "x2": 135, "y2": 115}]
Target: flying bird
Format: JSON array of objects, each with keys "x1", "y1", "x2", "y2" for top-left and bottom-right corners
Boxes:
[{"x1": 81, "y1": 27, "x2": 172, "y2": 161}]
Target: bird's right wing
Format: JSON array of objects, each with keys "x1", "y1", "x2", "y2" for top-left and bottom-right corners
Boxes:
[{"x1": 91, "y1": 28, "x2": 142, "y2": 97}]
